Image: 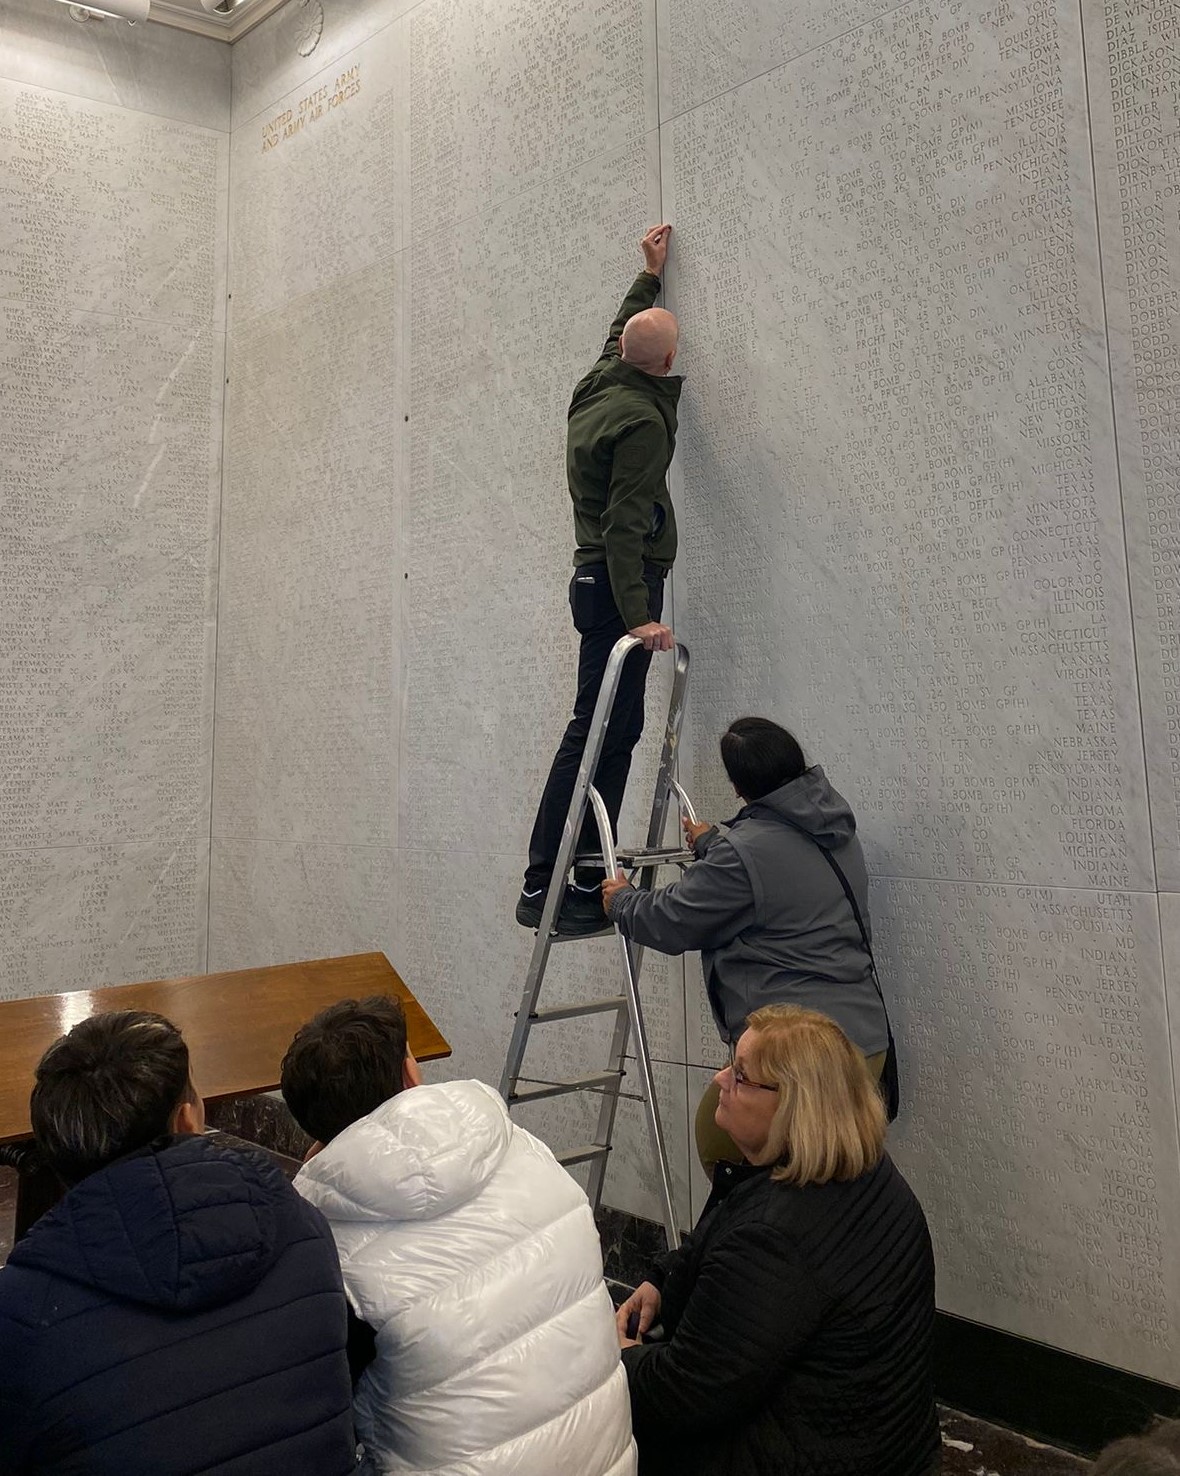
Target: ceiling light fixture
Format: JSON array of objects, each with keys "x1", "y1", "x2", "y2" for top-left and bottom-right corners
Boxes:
[{"x1": 56, "y1": 0, "x2": 150, "y2": 23}]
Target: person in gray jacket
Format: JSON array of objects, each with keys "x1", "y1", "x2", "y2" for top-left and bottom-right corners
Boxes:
[{"x1": 602, "y1": 716, "x2": 892, "y2": 1174}]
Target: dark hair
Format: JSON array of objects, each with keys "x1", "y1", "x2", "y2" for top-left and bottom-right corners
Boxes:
[
  {"x1": 1092, "y1": 1421, "x2": 1180, "y2": 1475},
  {"x1": 30, "y1": 1010, "x2": 195, "y2": 1186},
  {"x1": 719, "y1": 717, "x2": 806, "y2": 801},
  {"x1": 281, "y1": 996, "x2": 409, "y2": 1144}
]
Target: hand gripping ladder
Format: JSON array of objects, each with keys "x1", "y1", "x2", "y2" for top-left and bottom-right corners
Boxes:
[{"x1": 499, "y1": 636, "x2": 694, "y2": 1252}]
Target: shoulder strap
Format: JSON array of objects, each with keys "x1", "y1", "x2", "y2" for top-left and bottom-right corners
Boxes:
[
  {"x1": 806, "y1": 841, "x2": 900, "y2": 1115},
  {"x1": 811, "y1": 844, "x2": 874, "y2": 966}
]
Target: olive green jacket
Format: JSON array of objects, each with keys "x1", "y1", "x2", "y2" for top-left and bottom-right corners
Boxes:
[{"x1": 567, "y1": 272, "x2": 682, "y2": 629}]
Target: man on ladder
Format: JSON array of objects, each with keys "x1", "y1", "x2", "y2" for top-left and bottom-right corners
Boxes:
[{"x1": 516, "y1": 223, "x2": 683, "y2": 937}]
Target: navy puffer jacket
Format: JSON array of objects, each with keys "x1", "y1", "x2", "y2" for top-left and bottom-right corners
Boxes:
[{"x1": 0, "y1": 1134, "x2": 357, "y2": 1475}]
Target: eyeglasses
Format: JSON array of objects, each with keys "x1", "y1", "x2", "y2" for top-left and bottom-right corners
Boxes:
[{"x1": 725, "y1": 1040, "x2": 778, "y2": 1093}]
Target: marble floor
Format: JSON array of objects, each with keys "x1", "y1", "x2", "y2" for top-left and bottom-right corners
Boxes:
[{"x1": 940, "y1": 1410, "x2": 1088, "y2": 1474}]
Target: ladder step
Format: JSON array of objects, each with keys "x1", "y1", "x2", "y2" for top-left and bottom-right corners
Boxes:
[
  {"x1": 549, "y1": 925, "x2": 615, "y2": 943},
  {"x1": 616, "y1": 845, "x2": 694, "y2": 866},
  {"x1": 531, "y1": 995, "x2": 628, "y2": 1023},
  {"x1": 509, "y1": 1071, "x2": 622, "y2": 1104},
  {"x1": 574, "y1": 845, "x2": 696, "y2": 868},
  {"x1": 556, "y1": 1143, "x2": 611, "y2": 1168}
]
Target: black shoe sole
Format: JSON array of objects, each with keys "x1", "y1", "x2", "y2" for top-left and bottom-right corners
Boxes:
[
  {"x1": 554, "y1": 915, "x2": 613, "y2": 939},
  {"x1": 515, "y1": 899, "x2": 543, "y2": 929},
  {"x1": 516, "y1": 897, "x2": 613, "y2": 938}
]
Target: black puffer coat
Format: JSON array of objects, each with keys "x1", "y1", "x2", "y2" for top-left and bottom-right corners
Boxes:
[
  {"x1": 0, "y1": 1134, "x2": 357, "y2": 1475},
  {"x1": 622, "y1": 1154, "x2": 939, "y2": 1476}
]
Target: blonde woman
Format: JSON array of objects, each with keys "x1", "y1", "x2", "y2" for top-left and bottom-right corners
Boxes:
[{"x1": 615, "y1": 1006, "x2": 937, "y2": 1476}]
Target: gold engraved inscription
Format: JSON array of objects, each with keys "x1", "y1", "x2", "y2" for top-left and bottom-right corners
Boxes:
[{"x1": 261, "y1": 65, "x2": 362, "y2": 153}]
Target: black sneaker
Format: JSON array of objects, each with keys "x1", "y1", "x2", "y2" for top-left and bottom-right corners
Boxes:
[
  {"x1": 515, "y1": 889, "x2": 545, "y2": 929},
  {"x1": 557, "y1": 887, "x2": 611, "y2": 938}
]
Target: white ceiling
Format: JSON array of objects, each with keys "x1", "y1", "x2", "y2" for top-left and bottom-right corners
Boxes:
[{"x1": 147, "y1": 0, "x2": 288, "y2": 43}]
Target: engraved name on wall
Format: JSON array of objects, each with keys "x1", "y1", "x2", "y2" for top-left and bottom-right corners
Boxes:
[{"x1": 0, "y1": 81, "x2": 224, "y2": 998}]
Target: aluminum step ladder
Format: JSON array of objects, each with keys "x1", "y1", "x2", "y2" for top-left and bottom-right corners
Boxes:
[{"x1": 500, "y1": 635, "x2": 694, "y2": 1252}]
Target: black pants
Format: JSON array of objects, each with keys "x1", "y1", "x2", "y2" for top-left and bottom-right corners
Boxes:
[{"x1": 524, "y1": 562, "x2": 666, "y2": 892}]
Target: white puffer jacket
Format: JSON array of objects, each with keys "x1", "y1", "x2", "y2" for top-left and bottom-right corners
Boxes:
[{"x1": 295, "y1": 1079, "x2": 637, "y2": 1476}]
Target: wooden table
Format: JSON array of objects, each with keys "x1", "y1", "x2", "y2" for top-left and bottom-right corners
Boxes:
[{"x1": 0, "y1": 953, "x2": 450, "y2": 1234}]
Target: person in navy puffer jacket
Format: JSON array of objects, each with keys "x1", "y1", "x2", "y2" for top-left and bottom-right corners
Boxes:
[{"x1": 0, "y1": 1009, "x2": 358, "y2": 1476}]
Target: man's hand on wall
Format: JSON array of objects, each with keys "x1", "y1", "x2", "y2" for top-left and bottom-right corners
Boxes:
[
  {"x1": 629, "y1": 620, "x2": 675, "y2": 652},
  {"x1": 641, "y1": 224, "x2": 672, "y2": 277}
]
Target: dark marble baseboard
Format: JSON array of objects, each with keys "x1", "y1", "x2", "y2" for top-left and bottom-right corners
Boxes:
[
  {"x1": 935, "y1": 1311, "x2": 1180, "y2": 1458},
  {"x1": 205, "y1": 1092, "x2": 312, "y2": 1162},
  {"x1": 595, "y1": 1204, "x2": 670, "y2": 1288}
]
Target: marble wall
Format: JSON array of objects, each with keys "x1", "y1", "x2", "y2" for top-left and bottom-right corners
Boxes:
[
  {"x1": 0, "y1": 0, "x2": 228, "y2": 999},
  {"x1": 214, "y1": 0, "x2": 680, "y2": 1231},
  {"x1": 2, "y1": 0, "x2": 1177, "y2": 1386},
  {"x1": 664, "y1": 0, "x2": 1180, "y2": 1382},
  {"x1": 210, "y1": 13, "x2": 405, "y2": 970},
  {"x1": 213, "y1": 0, "x2": 1180, "y2": 1383}
]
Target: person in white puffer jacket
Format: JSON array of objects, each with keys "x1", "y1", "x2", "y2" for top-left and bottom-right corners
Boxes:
[{"x1": 280, "y1": 995, "x2": 637, "y2": 1476}]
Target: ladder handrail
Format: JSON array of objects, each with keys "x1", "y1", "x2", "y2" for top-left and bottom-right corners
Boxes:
[
  {"x1": 587, "y1": 785, "x2": 680, "y2": 1249},
  {"x1": 586, "y1": 783, "x2": 620, "y2": 877},
  {"x1": 637, "y1": 641, "x2": 691, "y2": 892},
  {"x1": 506, "y1": 636, "x2": 690, "y2": 992},
  {"x1": 669, "y1": 777, "x2": 698, "y2": 828}
]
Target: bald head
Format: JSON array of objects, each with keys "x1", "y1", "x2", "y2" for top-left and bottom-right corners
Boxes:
[{"x1": 620, "y1": 307, "x2": 679, "y2": 376}]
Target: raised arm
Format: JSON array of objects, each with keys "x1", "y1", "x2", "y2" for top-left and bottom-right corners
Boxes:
[
  {"x1": 595, "y1": 225, "x2": 672, "y2": 363},
  {"x1": 603, "y1": 835, "x2": 756, "y2": 954}
]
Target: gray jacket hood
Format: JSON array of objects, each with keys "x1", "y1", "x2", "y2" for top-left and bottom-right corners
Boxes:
[{"x1": 744, "y1": 767, "x2": 857, "y2": 848}]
